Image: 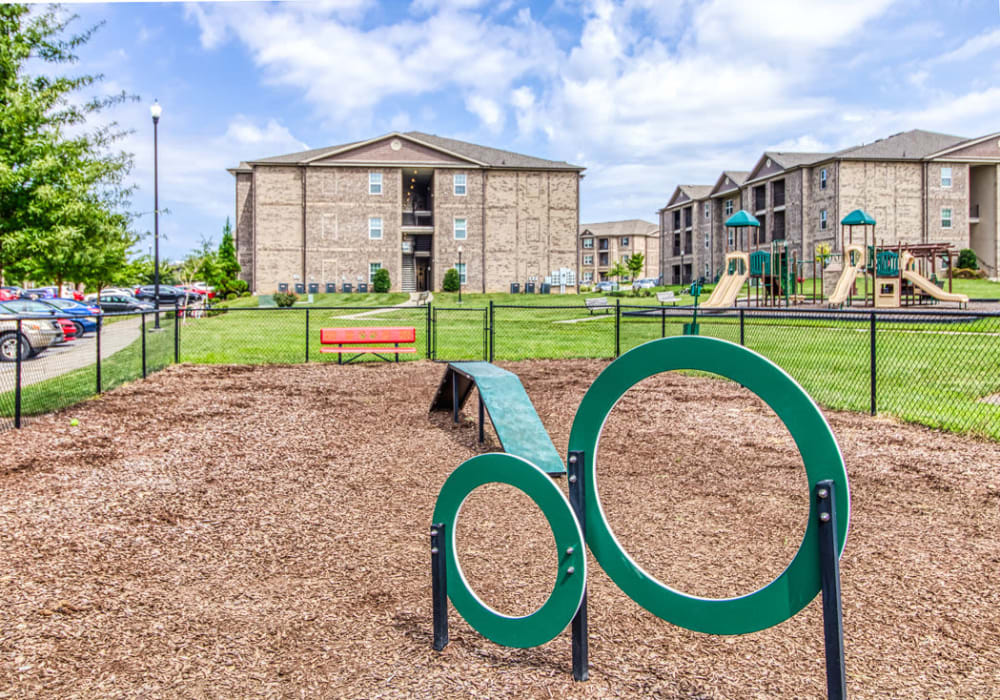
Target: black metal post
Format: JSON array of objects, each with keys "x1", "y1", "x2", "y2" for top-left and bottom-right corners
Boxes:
[
  {"x1": 457, "y1": 248, "x2": 463, "y2": 303},
  {"x1": 478, "y1": 394, "x2": 485, "y2": 443},
  {"x1": 14, "y1": 318, "x2": 22, "y2": 428},
  {"x1": 739, "y1": 308, "x2": 745, "y2": 346},
  {"x1": 816, "y1": 480, "x2": 847, "y2": 700},
  {"x1": 141, "y1": 311, "x2": 147, "y2": 378},
  {"x1": 152, "y1": 104, "x2": 161, "y2": 330},
  {"x1": 483, "y1": 308, "x2": 488, "y2": 361},
  {"x1": 431, "y1": 523, "x2": 449, "y2": 651},
  {"x1": 661, "y1": 306, "x2": 666, "y2": 338},
  {"x1": 174, "y1": 302, "x2": 180, "y2": 364},
  {"x1": 489, "y1": 300, "x2": 495, "y2": 362},
  {"x1": 614, "y1": 299, "x2": 621, "y2": 357},
  {"x1": 452, "y1": 371, "x2": 459, "y2": 424},
  {"x1": 869, "y1": 312, "x2": 876, "y2": 416},
  {"x1": 305, "y1": 308, "x2": 310, "y2": 363},
  {"x1": 431, "y1": 307, "x2": 437, "y2": 361},
  {"x1": 567, "y1": 450, "x2": 589, "y2": 682},
  {"x1": 426, "y1": 302, "x2": 432, "y2": 359},
  {"x1": 96, "y1": 316, "x2": 103, "y2": 394}
]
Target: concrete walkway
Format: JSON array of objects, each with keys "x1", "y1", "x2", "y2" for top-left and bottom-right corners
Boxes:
[{"x1": 336, "y1": 292, "x2": 432, "y2": 320}]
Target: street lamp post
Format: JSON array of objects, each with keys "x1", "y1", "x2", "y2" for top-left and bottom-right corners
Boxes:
[
  {"x1": 457, "y1": 246, "x2": 463, "y2": 303},
  {"x1": 151, "y1": 100, "x2": 162, "y2": 329}
]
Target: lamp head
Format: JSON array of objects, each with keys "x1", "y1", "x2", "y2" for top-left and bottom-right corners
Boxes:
[{"x1": 150, "y1": 100, "x2": 162, "y2": 122}]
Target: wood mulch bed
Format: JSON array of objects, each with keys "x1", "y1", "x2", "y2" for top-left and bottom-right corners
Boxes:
[{"x1": 1, "y1": 360, "x2": 998, "y2": 698}]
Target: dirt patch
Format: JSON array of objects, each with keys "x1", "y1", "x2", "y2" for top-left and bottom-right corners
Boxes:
[{"x1": 1, "y1": 360, "x2": 999, "y2": 697}]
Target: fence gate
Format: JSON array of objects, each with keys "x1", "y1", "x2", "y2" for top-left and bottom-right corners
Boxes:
[{"x1": 432, "y1": 307, "x2": 488, "y2": 362}]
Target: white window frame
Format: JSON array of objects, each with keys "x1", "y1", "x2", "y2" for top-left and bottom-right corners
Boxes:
[
  {"x1": 704, "y1": 233, "x2": 710, "y2": 249},
  {"x1": 724, "y1": 199, "x2": 733, "y2": 216},
  {"x1": 621, "y1": 237, "x2": 630, "y2": 247},
  {"x1": 456, "y1": 262, "x2": 467, "y2": 284},
  {"x1": 454, "y1": 172, "x2": 467, "y2": 196},
  {"x1": 941, "y1": 166, "x2": 952, "y2": 188},
  {"x1": 941, "y1": 207, "x2": 953, "y2": 228},
  {"x1": 583, "y1": 254, "x2": 593, "y2": 265},
  {"x1": 704, "y1": 202, "x2": 711, "y2": 220},
  {"x1": 369, "y1": 262, "x2": 382, "y2": 283},
  {"x1": 369, "y1": 172, "x2": 382, "y2": 195},
  {"x1": 582, "y1": 271, "x2": 594, "y2": 283},
  {"x1": 454, "y1": 217, "x2": 467, "y2": 240},
  {"x1": 369, "y1": 216, "x2": 383, "y2": 239},
  {"x1": 820, "y1": 168, "x2": 828, "y2": 190},
  {"x1": 582, "y1": 238, "x2": 594, "y2": 249},
  {"x1": 820, "y1": 209, "x2": 828, "y2": 230}
]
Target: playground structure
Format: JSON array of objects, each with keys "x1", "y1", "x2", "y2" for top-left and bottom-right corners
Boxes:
[
  {"x1": 430, "y1": 337, "x2": 851, "y2": 698},
  {"x1": 827, "y1": 209, "x2": 969, "y2": 309}
]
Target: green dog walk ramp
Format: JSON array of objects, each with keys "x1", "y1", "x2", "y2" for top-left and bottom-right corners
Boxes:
[{"x1": 430, "y1": 362, "x2": 565, "y2": 475}]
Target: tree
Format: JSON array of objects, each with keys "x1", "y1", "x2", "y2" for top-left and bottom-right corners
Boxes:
[
  {"x1": 218, "y1": 218, "x2": 240, "y2": 280},
  {"x1": 957, "y1": 248, "x2": 978, "y2": 270},
  {"x1": 0, "y1": 5, "x2": 135, "y2": 286},
  {"x1": 372, "y1": 267, "x2": 390, "y2": 293},
  {"x1": 626, "y1": 252, "x2": 645, "y2": 282},
  {"x1": 442, "y1": 268, "x2": 460, "y2": 292},
  {"x1": 607, "y1": 261, "x2": 627, "y2": 287}
]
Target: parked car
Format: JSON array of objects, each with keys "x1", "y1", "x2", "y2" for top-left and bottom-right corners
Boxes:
[
  {"x1": 60, "y1": 286, "x2": 85, "y2": 301},
  {"x1": 97, "y1": 293, "x2": 154, "y2": 313},
  {"x1": 0, "y1": 288, "x2": 16, "y2": 301},
  {"x1": 19, "y1": 286, "x2": 58, "y2": 300},
  {"x1": 594, "y1": 281, "x2": 619, "y2": 292},
  {"x1": 84, "y1": 287, "x2": 133, "y2": 301},
  {"x1": 0, "y1": 314, "x2": 62, "y2": 361},
  {"x1": 0, "y1": 299, "x2": 75, "y2": 343},
  {"x1": 632, "y1": 278, "x2": 657, "y2": 290},
  {"x1": 40, "y1": 298, "x2": 102, "y2": 337},
  {"x1": 54, "y1": 316, "x2": 77, "y2": 342},
  {"x1": 134, "y1": 285, "x2": 197, "y2": 305}
]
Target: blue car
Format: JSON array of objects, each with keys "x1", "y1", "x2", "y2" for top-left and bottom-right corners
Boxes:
[{"x1": 39, "y1": 298, "x2": 103, "y2": 336}]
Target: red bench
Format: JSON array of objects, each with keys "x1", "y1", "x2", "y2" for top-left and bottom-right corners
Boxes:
[{"x1": 319, "y1": 326, "x2": 417, "y2": 363}]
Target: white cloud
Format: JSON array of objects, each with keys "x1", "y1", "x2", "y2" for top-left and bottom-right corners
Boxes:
[
  {"x1": 930, "y1": 27, "x2": 1000, "y2": 64},
  {"x1": 465, "y1": 95, "x2": 504, "y2": 132}
]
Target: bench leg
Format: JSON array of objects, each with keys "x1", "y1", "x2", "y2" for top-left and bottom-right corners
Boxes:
[
  {"x1": 452, "y1": 374, "x2": 459, "y2": 424},
  {"x1": 478, "y1": 394, "x2": 485, "y2": 444}
]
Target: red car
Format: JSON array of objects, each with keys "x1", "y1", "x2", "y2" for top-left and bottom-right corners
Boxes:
[
  {"x1": 54, "y1": 317, "x2": 77, "y2": 342},
  {"x1": 0, "y1": 288, "x2": 16, "y2": 301}
]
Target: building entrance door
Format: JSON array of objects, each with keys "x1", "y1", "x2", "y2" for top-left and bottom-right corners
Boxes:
[{"x1": 416, "y1": 259, "x2": 431, "y2": 291}]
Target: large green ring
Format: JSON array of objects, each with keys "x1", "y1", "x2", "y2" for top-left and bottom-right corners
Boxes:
[
  {"x1": 568, "y1": 336, "x2": 849, "y2": 635},
  {"x1": 432, "y1": 453, "x2": 587, "y2": 648}
]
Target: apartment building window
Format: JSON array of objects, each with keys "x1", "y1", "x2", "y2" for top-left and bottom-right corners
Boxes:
[
  {"x1": 941, "y1": 167, "x2": 952, "y2": 188},
  {"x1": 620, "y1": 237, "x2": 630, "y2": 247},
  {"x1": 753, "y1": 185, "x2": 766, "y2": 212},
  {"x1": 369, "y1": 216, "x2": 383, "y2": 239},
  {"x1": 582, "y1": 271, "x2": 593, "y2": 283},
  {"x1": 369, "y1": 172, "x2": 382, "y2": 195},
  {"x1": 621, "y1": 254, "x2": 629, "y2": 263},
  {"x1": 684, "y1": 206, "x2": 693, "y2": 228},
  {"x1": 583, "y1": 237, "x2": 594, "y2": 249},
  {"x1": 599, "y1": 238, "x2": 609, "y2": 250},
  {"x1": 724, "y1": 199, "x2": 733, "y2": 216},
  {"x1": 454, "y1": 172, "x2": 467, "y2": 196},
  {"x1": 704, "y1": 202, "x2": 711, "y2": 220},
  {"x1": 456, "y1": 262, "x2": 467, "y2": 284},
  {"x1": 819, "y1": 209, "x2": 827, "y2": 230},
  {"x1": 369, "y1": 262, "x2": 382, "y2": 282},
  {"x1": 941, "y1": 207, "x2": 953, "y2": 228},
  {"x1": 820, "y1": 168, "x2": 828, "y2": 189},
  {"x1": 599, "y1": 252, "x2": 609, "y2": 266},
  {"x1": 454, "y1": 217, "x2": 467, "y2": 240},
  {"x1": 583, "y1": 254, "x2": 593, "y2": 265},
  {"x1": 704, "y1": 233, "x2": 710, "y2": 249},
  {"x1": 704, "y1": 263, "x2": 710, "y2": 278},
  {"x1": 727, "y1": 229, "x2": 735, "y2": 247},
  {"x1": 673, "y1": 210, "x2": 681, "y2": 230}
]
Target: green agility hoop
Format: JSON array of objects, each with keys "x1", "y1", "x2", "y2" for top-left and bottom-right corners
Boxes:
[
  {"x1": 432, "y1": 453, "x2": 587, "y2": 648},
  {"x1": 568, "y1": 336, "x2": 849, "y2": 635}
]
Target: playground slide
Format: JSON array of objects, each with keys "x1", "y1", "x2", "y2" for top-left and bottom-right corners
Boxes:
[
  {"x1": 827, "y1": 265, "x2": 860, "y2": 306},
  {"x1": 701, "y1": 253, "x2": 750, "y2": 308},
  {"x1": 902, "y1": 269, "x2": 969, "y2": 305}
]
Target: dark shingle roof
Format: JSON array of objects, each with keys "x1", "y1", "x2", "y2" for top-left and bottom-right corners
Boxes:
[
  {"x1": 766, "y1": 152, "x2": 833, "y2": 169},
  {"x1": 580, "y1": 219, "x2": 659, "y2": 237},
  {"x1": 237, "y1": 132, "x2": 584, "y2": 171},
  {"x1": 835, "y1": 129, "x2": 967, "y2": 160},
  {"x1": 678, "y1": 185, "x2": 713, "y2": 200}
]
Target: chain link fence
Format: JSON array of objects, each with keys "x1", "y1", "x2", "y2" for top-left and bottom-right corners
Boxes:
[{"x1": 4, "y1": 301, "x2": 1000, "y2": 441}]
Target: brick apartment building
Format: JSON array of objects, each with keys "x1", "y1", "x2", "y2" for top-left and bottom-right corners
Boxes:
[
  {"x1": 578, "y1": 220, "x2": 659, "y2": 285},
  {"x1": 658, "y1": 129, "x2": 1000, "y2": 283},
  {"x1": 229, "y1": 132, "x2": 584, "y2": 294}
]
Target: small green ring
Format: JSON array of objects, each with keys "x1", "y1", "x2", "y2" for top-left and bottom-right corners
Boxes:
[
  {"x1": 432, "y1": 453, "x2": 587, "y2": 648},
  {"x1": 568, "y1": 336, "x2": 849, "y2": 635}
]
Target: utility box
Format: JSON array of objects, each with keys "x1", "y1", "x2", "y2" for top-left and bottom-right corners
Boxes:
[
  {"x1": 510, "y1": 283, "x2": 520, "y2": 294},
  {"x1": 358, "y1": 283, "x2": 369, "y2": 293},
  {"x1": 326, "y1": 283, "x2": 337, "y2": 293},
  {"x1": 342, "y1": 283, "x2": 353, "y2": 293},
  {"x1": 278, "y1": 283, "x2": 289, "y2": 292},
  {"x1": 308, "y1": 283, "x2": 319, "y2": 294},
  {"x1": 525, "y1": 282, "x2": 536, "y2": 294},
  {"x1": 294, "y1": 283, "x2": 305, "y2": 294}
]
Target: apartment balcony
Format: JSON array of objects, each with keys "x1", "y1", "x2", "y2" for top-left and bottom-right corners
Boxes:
[
  {"x1": 401, "y1": 210, "x2": 433, "y2": 229},
  {"x1": 970, "y1": 203, "x2": 980, "y2": 222}
]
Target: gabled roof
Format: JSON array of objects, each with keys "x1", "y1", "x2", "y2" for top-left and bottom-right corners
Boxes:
[
  {"x1": 836, "y1": 129, "x2": 966, "y2": 161},
  {"x1": 923, "y1": 130, "x2": 1000, "y2": 160},
  {"x1": 237, "y1": 131, "x2": 584, "y2": 171},
  {"x1": 710, "y1": 170, "x2": 749, "y2": 197},
  {"x1": 745, "y1": 151, "x2": 832, "y2": 182},
  {"x1": 580, "y1": 219, "x2": 659, "y2": 238},
  {"x1": 662, "y1": 184, "x2": 713, "y2": 210}
]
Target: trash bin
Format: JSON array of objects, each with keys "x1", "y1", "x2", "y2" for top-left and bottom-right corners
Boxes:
[
  {"x1": 294, "y1": 283, "x2": 305, "y2": 294},
  {"x1": 358, "y1": 283, "x2": 369, "y2": 293},
  {"x1": 278, "y1": 283, "x2": 289, "y2": 292},
  {"x1": 525, "y1": 282, "x2": 536, "y2": 294},
  {"x1": 510, "y1": 283, "x2": 520, "y2": 294},
  {"x1": 326, "y1": 282, "x2": 337, "y2": 293},
  {"x1": 541, "y1": 283, "x2": 551, "y2": 294},
  {"x1": 342, "y1": 283, "x2": 353, "y2": 293}
]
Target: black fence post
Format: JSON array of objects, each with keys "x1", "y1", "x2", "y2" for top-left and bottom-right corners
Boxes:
[
  {"x1": 431, "y1": 306, "x2": 436, "y2": 361},
  {"x1": 305, "y1": 308, "x2": 310, "y2": 363},
  {"x1": 489, "y1": 300, "x2": 495, "y2": 362},
  {"x1": 482, "y1": 308, "x2": 488, "y2": 361},
  {"x1": 739, "y1": 308, "x2": 745, "y2": 346},
  {"x1": 661, "y1": 306, "x2": 666, "y2": 338},
  {"x1": 426, "y1": 302, "x2": 432, "y2": 359},
  {"x1": 96, "y1": 315, "x2": 103, "y2": 394},
  {"x1": 174, "y1": 303, "x2": 180, "y2": 364},
  {"x1": 14, "y1": 318, "x2": 22, "y2": 429},
  {"x1": 870, "y1": 312, "x2": 876, "y2": 416},
  {"x1": 141, "y1": 311, "x2": 147, "y2": 378},
  {"x1": 614, "y1": 299, "x2": 621, "y2": 358}
]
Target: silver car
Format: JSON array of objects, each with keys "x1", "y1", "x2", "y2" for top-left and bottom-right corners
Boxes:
[{"x1": 0, "y1": 316, "x2": 62, "y2": 361}]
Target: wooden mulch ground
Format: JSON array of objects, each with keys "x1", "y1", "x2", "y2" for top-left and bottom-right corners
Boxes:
[{"x1": 1, "y1": 360, "x2": 998, "y2": 698}]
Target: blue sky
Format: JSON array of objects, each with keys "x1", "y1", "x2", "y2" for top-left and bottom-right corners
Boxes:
[{"x1": 61, "y1": 0, "x2": 1000, "y2": 259}]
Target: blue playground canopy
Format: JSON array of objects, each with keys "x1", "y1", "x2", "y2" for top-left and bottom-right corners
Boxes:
[
  {"x1": 725, "y1": 209, "x2": 760, "y2": 228},
  {"x1": 840, "y1": 209, "x2": 876, "y2": 226}
]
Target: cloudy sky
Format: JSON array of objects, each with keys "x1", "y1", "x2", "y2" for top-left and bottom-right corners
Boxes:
[{"x1": 63, "y1": 0, "x2": 1000, "y2": 258}]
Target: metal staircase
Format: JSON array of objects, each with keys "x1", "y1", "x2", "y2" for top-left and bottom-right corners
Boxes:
[{"x1": 402, "y1": 255, "x2": 416, "y2": 292}]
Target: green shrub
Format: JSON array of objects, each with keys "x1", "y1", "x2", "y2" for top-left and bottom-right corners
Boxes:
[
  {"x1": 225, "y1": 292, "x2": 237, "y2": 300},
  {"x1": 442, "y1": 268, "x2": 460, "y2": 292},
  {"x1": 579, "y1": 284, "x2": 591, "y2": 293},
  {"x1": 273, "y1": 290, "x2": 298, "y2": 307},
  {"x1": 957, "y1": 248, "x2": 978, "y2": 270},
  {"x1": 239, "y1": 291, "x2": 251, "y2": 297},
  {"x1": 952, "y1": 267, "x2": 986, "y2": 279},
  {"x1": 372, "y1": 267, "x2": 391, "y2": 293}
]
